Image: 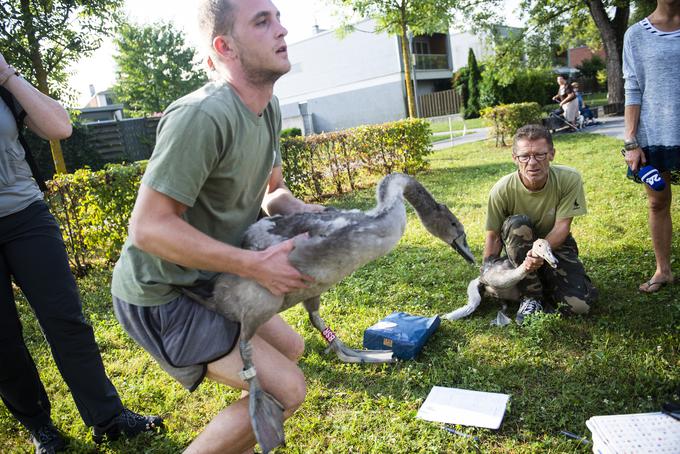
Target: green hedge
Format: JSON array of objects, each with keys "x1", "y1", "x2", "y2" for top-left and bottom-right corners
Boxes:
[
  {"x1": 281, "y1": 119, "x2": 432, "y2": 200},
  {"x1": 481, "y1": 102, "x2": 543, "y2": 147},
  {"x1": 45, "y1": 162, "x2": 147, "y2": 275},
  {"x1": 44, "y1": 119, "x2": 431, "y2": 271}
]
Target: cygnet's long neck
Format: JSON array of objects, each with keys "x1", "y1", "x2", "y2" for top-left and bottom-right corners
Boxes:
[
  {"x1": 482, "y1": 265, "x2": 528, "y2": 289},
  {"x1": 374, "y1": 173, "x2": 437, "y2": 217},
  {"x1": 372, "y1": 173, "x2": 410, "y2": 214},
  {"x1": 402, "y1": 176, "x2": 440, "y2": 217}
]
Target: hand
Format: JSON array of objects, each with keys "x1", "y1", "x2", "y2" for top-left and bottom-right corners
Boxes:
[
  {"x1": 0, "y1": 52, "x2": 7, "y2": 69},
  {"x1": 250, "y1": 235, "x2": 314, "y2": 296},
  {"x1": 300, "y1": 203, "x2": 325, "y2": 213},
  {"x1": 624, "y1": 148, "x2": 646, "y2": 173},
  {"x1": 522, "y1": 250, "x2": 544, "y2": 273}
]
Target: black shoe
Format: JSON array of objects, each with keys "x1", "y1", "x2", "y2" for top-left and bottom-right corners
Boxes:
[
  {"x1": 92, "y1": 408, "x2": 163, "y2": 444},
  {"x1": 30, "y1": 423, "x2": 66, "y2": 454},
  {"x1": 516, "y1": 297, "x2": 543, "y2": 325}
]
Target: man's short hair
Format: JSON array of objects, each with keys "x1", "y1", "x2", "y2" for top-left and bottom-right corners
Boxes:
[
  {"x1": 512, "y1": 124, "x2": 554, "y2": 153},
  {"x1": 198, "y1": 0, "x2": 236, "y2": 50}
]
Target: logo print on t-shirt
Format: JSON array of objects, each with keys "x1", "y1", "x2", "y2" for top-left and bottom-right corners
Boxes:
[{"x1": 573, "y1": 199, "x2": 580, "y2": 210}]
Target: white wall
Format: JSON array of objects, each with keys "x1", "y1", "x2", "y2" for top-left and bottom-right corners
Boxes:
[
  {"x1": 275, "y1": 19, "x2": 404, "y2": 105},
  {"x1": 448, "y1": 31, "x2": 492, "y2": 72}
]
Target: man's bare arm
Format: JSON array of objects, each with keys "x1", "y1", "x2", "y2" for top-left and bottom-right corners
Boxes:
[
  {"x1": 483, "y1": 230, "x2": 502, "y2": 262},
  {"x1": 545, "y1": 217, "x2": 572, "y2": 251},
  {"x1": 129, "y1": 184, "x2": 310, "y2": 296},
  {"x1": 262, "y1": 166, "x2": 323, "y2": 215}
]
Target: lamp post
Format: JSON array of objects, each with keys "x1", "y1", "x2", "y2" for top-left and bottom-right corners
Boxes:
[{"x1": 407, "y1": 31, "x2": 420, "y2": 118}]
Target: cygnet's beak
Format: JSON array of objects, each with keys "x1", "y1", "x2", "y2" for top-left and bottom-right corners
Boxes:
[
  {"x1": 541, "y1": 249, "x2": 559, "y2": 269},
  {"x1": 451, "y1": 233, "x2": 476, "y2": 264}
]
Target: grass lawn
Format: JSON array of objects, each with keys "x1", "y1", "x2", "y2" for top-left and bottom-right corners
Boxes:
[
  {"x1": 582, "y1": 91, "x2": 608, "y2": 108},
  {"x1": 429, "y1": 117, "x2": 488, "y2": 134},
  {"x1": 2, "y1": 133, "x2": 678, "y2": 453}
]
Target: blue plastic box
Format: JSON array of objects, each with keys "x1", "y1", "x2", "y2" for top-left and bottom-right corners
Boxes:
[{"x1": 363, "y1": 312, "x2": 441, "y2": 360}]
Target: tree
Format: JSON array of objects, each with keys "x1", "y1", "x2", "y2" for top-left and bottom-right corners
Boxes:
[
  {"x1": 465, "y1": 48, "x2": 481, "y2": 118},
  {"x1": 452, "y1": 66, "x2": 469, "y2": 112},
  {"x1": 333, "y1": 0, "x2": 487, "y2": 118},
  {"x1": 0, "y1": 0, "x2": 123, "y2": 173},
  {"x1": 112, "y1": 22, "x2": 207, "y2": 117},
  {"x1": 518, "y1": 0, "x2": 656, "y2": 106}
]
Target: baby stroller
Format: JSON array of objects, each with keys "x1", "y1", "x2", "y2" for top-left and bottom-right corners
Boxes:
[{"x1": 544, "y1": 110, "x2": 581, "y2": 133}]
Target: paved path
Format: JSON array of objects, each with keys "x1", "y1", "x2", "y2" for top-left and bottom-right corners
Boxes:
[
  {"x1": 432, "y1": 127, "x2": 489, "y2": 150},
  {"x1": 582, "y1": 115, "x2": 624, "y2": 140},
  {"x1": 430, "y1": 115, "x2": 625, "y2": 151}
]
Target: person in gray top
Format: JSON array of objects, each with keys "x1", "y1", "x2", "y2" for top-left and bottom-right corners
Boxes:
[
  {"x1": 622, "y1": 0, "x2": 680, "y2": 293},
  {"x1": 0, "y1": 51, "x2": 161, "y2": 453}
]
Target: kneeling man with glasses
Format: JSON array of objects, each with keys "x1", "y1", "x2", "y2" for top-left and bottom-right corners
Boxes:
[{"x1": 483, "y1": 124, "x2": 597, "y2": 323}]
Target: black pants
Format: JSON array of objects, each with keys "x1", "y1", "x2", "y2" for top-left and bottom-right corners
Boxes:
[{"x1": 0, "y1": 200, "x2": 122, "y2": 431}]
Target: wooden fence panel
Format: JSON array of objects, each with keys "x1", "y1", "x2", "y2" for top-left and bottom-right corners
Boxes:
[
  {"x1": 85, "y1": 117, "x2": 161, "y2": 162},
  {"x1": 418, "y1": 89, "x2": 462, "y2": 118}
]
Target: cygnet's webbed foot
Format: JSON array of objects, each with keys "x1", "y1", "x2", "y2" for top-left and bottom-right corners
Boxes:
[
  {"x1": 247, "y1": 375, "x2": 285, "y2": 454},
  {"x1": 325, "y1": 338, "x2": 396, "y2": 363}
]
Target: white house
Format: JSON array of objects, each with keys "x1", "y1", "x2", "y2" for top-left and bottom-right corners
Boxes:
[{"x1": 274, "y1": 19, "x2": 516, "y2": 133}]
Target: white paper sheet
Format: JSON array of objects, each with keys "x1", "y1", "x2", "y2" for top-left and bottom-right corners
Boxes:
[{"x1": 416, "y1": 386, "x2": 510, "y2": 429}]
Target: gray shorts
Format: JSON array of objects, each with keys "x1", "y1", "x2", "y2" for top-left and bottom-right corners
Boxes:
[{"x1": 112, "y1": 284, "x2": 240, "y2": 391}]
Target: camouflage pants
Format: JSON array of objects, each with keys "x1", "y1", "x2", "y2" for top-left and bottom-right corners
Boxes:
[{"x1": 501, "y1": 215, "x2": 597, "y2": 314}]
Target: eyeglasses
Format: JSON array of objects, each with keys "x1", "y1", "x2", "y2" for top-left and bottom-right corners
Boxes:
[{"x1": 513, "y1": 153, "x2": 549, "y2": 163}]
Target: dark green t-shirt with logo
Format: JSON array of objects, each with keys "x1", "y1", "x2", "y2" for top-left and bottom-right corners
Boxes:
[
  {"x1": 112, "y1": 81, "x2": 282, "y2": 306},
  {"x1": 485, "y1": 165, "x2": 587, "y2": 238}
]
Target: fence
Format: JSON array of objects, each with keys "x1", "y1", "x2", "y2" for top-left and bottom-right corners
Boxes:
[
  {"x1": 85, "y1": 117, "x2": 161, "y2": 162},
  {"x1": 418, "y1": 89, "x2": 463, "y2": 118}
]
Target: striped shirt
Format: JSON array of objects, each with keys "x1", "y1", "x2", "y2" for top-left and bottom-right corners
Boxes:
[{"x1": 623, "y1": 18, "x2": 680, "y2": 148}]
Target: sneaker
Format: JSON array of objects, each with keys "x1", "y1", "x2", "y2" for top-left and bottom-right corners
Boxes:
[
  {"x1": 30, "y1": 423, "x2": 66, "y2": 454},
  {"x1": 516, "y1": 297, "x2": 543, "y2": 325},
  {"x1": 92, "y1": 407, "x2": 163, "y2": 444}
]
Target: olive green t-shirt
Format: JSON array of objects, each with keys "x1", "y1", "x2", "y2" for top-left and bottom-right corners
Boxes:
[
  {"x1": 111, "y1": 81, "x2": 282, "y2": 306},
  {"x1": 485, "y1": 165, "x2": 587, "y2": 238}
]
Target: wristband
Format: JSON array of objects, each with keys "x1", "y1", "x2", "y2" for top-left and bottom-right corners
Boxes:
[
  {"x1": 623, "y1": 140, "x2": 639, "y2": 151},
  {"x1": 0, "y1": 65, "x2": 20, "y2": 86}
]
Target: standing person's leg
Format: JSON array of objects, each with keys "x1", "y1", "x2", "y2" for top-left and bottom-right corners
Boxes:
[
  {"x1": 541, "y1": 235, "x2": 596, "y2": 314},
  {"x1": 0, "y1": 253, "x2": 53, "y2": 433},
  {"x1": 4, "y1": 202, "x2": 124, "y2": 425},
  {"x1": 185, "y1": 334, "x2": 307, "y2": 454},
  {"x1": 640, "y1": 172, "x2": 674, "y2": 292}
]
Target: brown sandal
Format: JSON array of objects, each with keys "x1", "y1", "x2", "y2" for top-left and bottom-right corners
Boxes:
[{"x1": 639, "y1": 279, "x2": 672, "y2": 293}]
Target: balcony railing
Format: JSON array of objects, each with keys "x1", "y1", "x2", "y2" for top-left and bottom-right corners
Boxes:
[{"x1": 414, "y1": 54, "x2": 449, "y2": 70}]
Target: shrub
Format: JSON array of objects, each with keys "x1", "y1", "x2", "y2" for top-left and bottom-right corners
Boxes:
[
  {"x1": 596, "y1": 68, "x2": 608, "y2": 91},
  {"x1": 282, "y1": 119, "x2": 432, "y2": 200},
  {"x1": 45, "y1": 161, "x2": 147, "y2": 275},
  {"x1": 452, "y1": 66, "x2": 469, "y2": 112},
  {"x1": 479, "y1": 71, "x2": 508, "y2": 110},
  {"x1": 481, "y1": 102, "x2": 543, "y2": 146},
  {"x1": 281, "y1": 127, "x2": 302, "y2": 138},
  {"x1": 44, "y1": 119, "x2": 432, "y2": 271},
  {"x1": 576, "y1": 55, "x2": 605, "y2": 80},
  {"x1": 480, "y1": 68, "x2": 555, "y2": 109}
]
